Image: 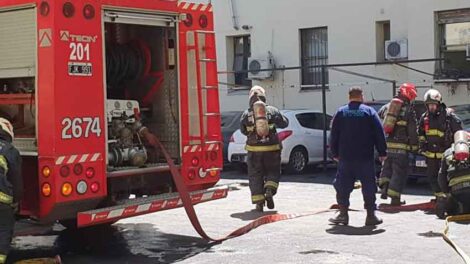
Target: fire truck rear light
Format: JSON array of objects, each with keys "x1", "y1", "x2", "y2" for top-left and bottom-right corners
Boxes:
[
  {"x1": 191, "y1": 157, "x2": 199, "y2": 167},
  {"x1": 60, "y1": 165, "x2": 70, "y2": 177},
  {"x1": 209, "y1": 169, "x2": 218, "y2": 177},
  {"x1": 63, "y1": 2, "x2": 75, "y2": 18},
  {"x1": 61, "y1": 183, "x2": 73, "y2": 196},
  {"x1": 42, "y1": 166, "x2": 51, "y2": 178},
  {"x1": 40, "y1": 1, "x2": 50, "y2": 16},
  {"x1": 42, "y1": 183, "x2": 51, "y2": 197},
  {"x1": 73, "y1": 164, "x2": 83, "y2": 175},
  {"x1": 198, "y1": 15, "x2": 208, "y2": 28},
  {"x1": 209, "y1": 151, "x2": 217, "y2": 161},
  {"x1": 90, "y1": 182, "x2": 99, "y2": 193},
  {"x1": 76, "y1": 181, "x2": 88, "y2": 194},
  {"x1": 85, "y1": 167, "x2": 95, "y2": 178},
  {"x1": 188, "y1": 169, "x2": 196, "y2": 180},
  {"x1": 83, "y1": 4, "x2": 95, "y2": 19}
]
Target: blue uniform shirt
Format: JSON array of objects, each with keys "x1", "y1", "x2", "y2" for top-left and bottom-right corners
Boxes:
[{"x1": 330, "y1": 101, "x2": 387, "y2": 162}]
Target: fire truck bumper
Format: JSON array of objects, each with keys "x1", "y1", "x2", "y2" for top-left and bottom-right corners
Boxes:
[{"x1": 77, "y1": 186, "x2": 228, "y2": 228}]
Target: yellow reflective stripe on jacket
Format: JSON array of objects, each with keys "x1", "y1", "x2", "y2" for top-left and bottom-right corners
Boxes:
[
  {"x1": 379, "y1": 177, "x2": 390, "y2": 186},
  {"x1": 0, "y1": 191, "x2": 12, "y2": 204},
  {"x1": 387, "y1": 142, "x2": 409, "y2": 150},
  {"x1": 426, "y1": 129, "x2": 445, "y2": 137},
  {"x1": 251, "y1": 194, "x2": 265, "y2": 203},
  {"x1": 409, "y1": 145, "x2": 419, "y2": 151},
  {"x1": 434, "y1": 192, "x2": 447, "y2": 198},
  {"x1": 246, "y1": 126, "x2": 254, "y2": 132},
  {"x1": 423, "y1": 151, "x2": 443, "y2": 159},
  {"x1": 0, "y1": 155, "x2": 8, "y2": 174},
  {"x1": 264, "y1": 181, "x2": 279, "y2": 190},
  {"x1": 396, "y1": 120, "x2": 408, "y2": 126},
  {"x1": 245, "y1": 144, "x2": 280, "y2": 152},
  {"x1": 0, "y1": 254, "x2": 6, "y2": 264},
  {"x1": 418, "y1": 136, "x2": 426, "y2": 142},
  {"x1": 449, "y1": 175, "x2": 470, "y2": 187}
]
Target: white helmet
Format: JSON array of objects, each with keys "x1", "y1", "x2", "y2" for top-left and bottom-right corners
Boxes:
[
  {"x1": 249, "y1": 85, "x2": 266, "y2": 100},
  {"x1": 0, "y1": 118, "x2": 13, "y2": 141},
  {"x1": 424, "y1": 89, "x2": 442, "y2": 105}
]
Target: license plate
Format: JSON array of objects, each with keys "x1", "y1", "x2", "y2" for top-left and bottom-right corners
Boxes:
[
  {"x1": 415, "y1": 160, "x2": 427, "y2": 167},
  {"x1": 68, "y1": 62, "x2": 93, "y2": 76}
]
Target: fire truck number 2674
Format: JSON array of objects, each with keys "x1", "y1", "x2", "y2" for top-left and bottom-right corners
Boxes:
[{"x1": 61, "y1": 117, "x2": 102, "y2": 139}]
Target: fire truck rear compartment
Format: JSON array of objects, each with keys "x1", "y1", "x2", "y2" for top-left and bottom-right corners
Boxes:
[{"x1": 103, "y1": 18, "x2": 180, "y2": 196}]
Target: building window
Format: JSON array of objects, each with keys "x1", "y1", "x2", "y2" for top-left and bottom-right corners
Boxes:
[
  {"x1": 376, "y1": 21, "x2": 391, "y2": 62},
  {"x1": 300, "y1": 27, "x2": 328, "y2": 90},
  {"x1": 436, "y1": 9, "x2": 470, "y2": 79},
  {"x1": 232, "y1": 35, "x2": 251, "y2": 89}
]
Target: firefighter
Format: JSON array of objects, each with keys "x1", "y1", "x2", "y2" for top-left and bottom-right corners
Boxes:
[
  {"x1": 436, "y1": 131, "x2": 470, "y2": 219},
  {"x1": 0, "y1": 118, "x2": 22, "y2": 264},
  {"x1": 329, "y1": 87, "x2": 387, "y2": 226},
  {"x1": 378, "y1": 83, "x2": 419, "y2": 206},
  {"x1": 418, "y1": 89, "x2": 462, "y2": 203},
  {"x1": 240, "y1": 86, "x2": 288, "y2": 212}
]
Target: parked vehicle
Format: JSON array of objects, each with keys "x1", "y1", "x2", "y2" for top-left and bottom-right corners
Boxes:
[
  {"x1": 228, "y1": 110, "x2": 332, "y2": 174},
  {"x1": 451, "y1": 104, "x2": 470, "y2": 131},
  {"x1": 221, "y1": 111, "x2": 244, "y2": 166}
]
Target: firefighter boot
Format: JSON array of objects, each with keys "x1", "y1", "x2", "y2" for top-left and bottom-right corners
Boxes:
[
  {"x1": 329, "y1": 207, "x2": 349, "y2": 225},
  {"x1": 265, "y1": 188, "x2": 275, "y2": 210},
  {"x1": 255, "y1": 202, "x2": 264, "y2": 212},
  {"x1": 380, "y1": 183, "x2": 389, "y2": 200},
  {"x1": 365, "y1": 210, "x2": 383, "y2": 226},
  {"x1": 390, "y1": 197, "x2": 406, "y2": 206},
  {"x1": 435, "y1": 197, "x2": 448, "y2": 219}
]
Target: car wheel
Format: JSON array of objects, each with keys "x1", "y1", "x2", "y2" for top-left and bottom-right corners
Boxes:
[{"x1": 288, "y1": 147, "x2": 308, "y2": 174}]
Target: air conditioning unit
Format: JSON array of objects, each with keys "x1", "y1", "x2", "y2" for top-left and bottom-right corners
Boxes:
[
  {"x1": 385, "y1": 39, "x2": 408, "y2": 60},
  {"x1": 247, "y1": 55, "x2": 274, "y2": 80}
]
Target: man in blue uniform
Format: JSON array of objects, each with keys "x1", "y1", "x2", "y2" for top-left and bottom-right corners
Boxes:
[{"x1": 329, "y1": 87, "x2": 387, "y2": 226}]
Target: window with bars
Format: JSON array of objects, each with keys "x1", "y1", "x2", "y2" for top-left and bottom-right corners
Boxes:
[
  {"x1": 436, "y1": 9, "x2": 470, "y2": 79},
  {"x1": 300, "y1": 27, "x2": 329, "y2": 90}
]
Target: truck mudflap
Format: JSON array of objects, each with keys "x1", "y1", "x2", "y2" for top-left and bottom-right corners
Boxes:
[{"x1": 77, "y1": 186, "x2": 228, "y2": 228}]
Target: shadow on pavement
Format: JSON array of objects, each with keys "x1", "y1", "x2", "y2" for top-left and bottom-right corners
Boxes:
[
  {"x1": 9, "y1": 223, "x2": 218, "y2": 264},
  {"x1": 230, "y1": 210, "x2": 278, "y2": 221},
  {"x1": 325, "y1": 225, "x2": 386, "y2": 236}
]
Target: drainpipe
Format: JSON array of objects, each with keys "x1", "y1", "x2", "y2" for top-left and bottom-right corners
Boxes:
[{"x1": 229, "y1": 0, "x2": 239, "y2": 30}]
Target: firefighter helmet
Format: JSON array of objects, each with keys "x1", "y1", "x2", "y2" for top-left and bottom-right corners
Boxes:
[
  {"x1": 399, "y1": 83, "x2": 417, "y2": 101},
  {"x1": 249, "y1": 85, "x2": 266, "y2": 100},
  {"x1": 0, "y1": 118, "x2": 14, "y2": 141},
  {"x1": 424, "y1": 89, "x2": 442, "y2": 105}
]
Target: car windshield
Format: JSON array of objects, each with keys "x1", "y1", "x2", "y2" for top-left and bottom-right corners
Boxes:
[
  {"x1": 221, "y1": 112, "x2": 241, "y2": 128},
  {"x1": 452, "y1": 104, "x2": 470, "y2": 130}
]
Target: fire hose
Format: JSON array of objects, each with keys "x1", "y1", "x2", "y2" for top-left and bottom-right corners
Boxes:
[
  {"x1": 153, "y1": 136, "x2": 334, "y2": 241},
  {"x1": 443, "y1": 214, "x2": 470, "y2": 264}
]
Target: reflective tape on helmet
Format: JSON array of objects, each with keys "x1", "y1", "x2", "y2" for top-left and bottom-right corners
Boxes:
[
  {"x1": 449, "y1": 175, "x2": 470, "y2": 187},
  {"x1": 426, "y1": 129, "x2": 445, "y2": 138},
  {"x1": 245, "y1": 144, "x2": 280, "y2": 152},
  {"x1": 0, "y1": 191, "x2": 12, "y2": 204},
  {"x1": 264, "y1": 181, "x2": 279, "y2": 190}
]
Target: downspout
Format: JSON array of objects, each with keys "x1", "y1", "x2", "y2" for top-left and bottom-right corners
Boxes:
[{"x1": 229, "y1": 0, "x2": 239, "y2": 30}]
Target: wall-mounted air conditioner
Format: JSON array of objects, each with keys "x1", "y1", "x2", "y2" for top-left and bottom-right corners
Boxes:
[
  {"x1": 247, "y1": 54, "x2": 274, "y2": 80},
  {"x1": 385, "y1": 39, "x2": 408, "y2": 60}
]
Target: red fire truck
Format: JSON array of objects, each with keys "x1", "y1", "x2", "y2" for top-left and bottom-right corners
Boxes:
[{"x1": 0, "y1": 0, "x2": 226, "y2": 229}]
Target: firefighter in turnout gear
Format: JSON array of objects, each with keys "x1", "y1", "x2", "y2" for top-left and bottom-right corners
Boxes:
[
  {"x1": 418, "y1": 89, "x2": 462, "y2": 203},
  {"x1": 436, "y1": 131, "x2": 470, "y2": 219},
  {"x1": 0, "y1": 118, "x2": 22, "y2": 264},
  {"x1": 240, "y1": 86, "x2": 288, "y2": 212},
  {"x1": 378, "y1": 83, "x2": 419, "y2": 206}
]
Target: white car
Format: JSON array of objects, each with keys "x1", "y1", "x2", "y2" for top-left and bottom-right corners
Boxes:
[{"x1": 228, "y1": 110, "x2": 332, "y2": 174}]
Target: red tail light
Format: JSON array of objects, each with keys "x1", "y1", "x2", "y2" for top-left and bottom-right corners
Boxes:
[
  {"x1": 191, "y1": 157, "x2": 199, "y2": 167},
  {"x1": 278, "y1": 130, "x2": 293, "y2": 142},
  {"x1": 85, "y1": 167, "x2": 95, "y2": 178},
  {"x1": 229, "y1": 135, "x2": 235, "y2": 143},
  {"x1": 83, "y1": 4, "x2": 95, "y2": 19},
  {"x1": 188, "y1": 169, "x2": 196, "y2": 180},
  {"x1": 90, "y1": 182, "x2": 100, "y2": 193},
  {"x1": 60, "y1": 165, "x2": 70, "y2": 177}
]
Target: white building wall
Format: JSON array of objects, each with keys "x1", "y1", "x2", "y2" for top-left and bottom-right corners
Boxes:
[{"x1": 197, "y1": 0, "x2": 470, "y2": 113}]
